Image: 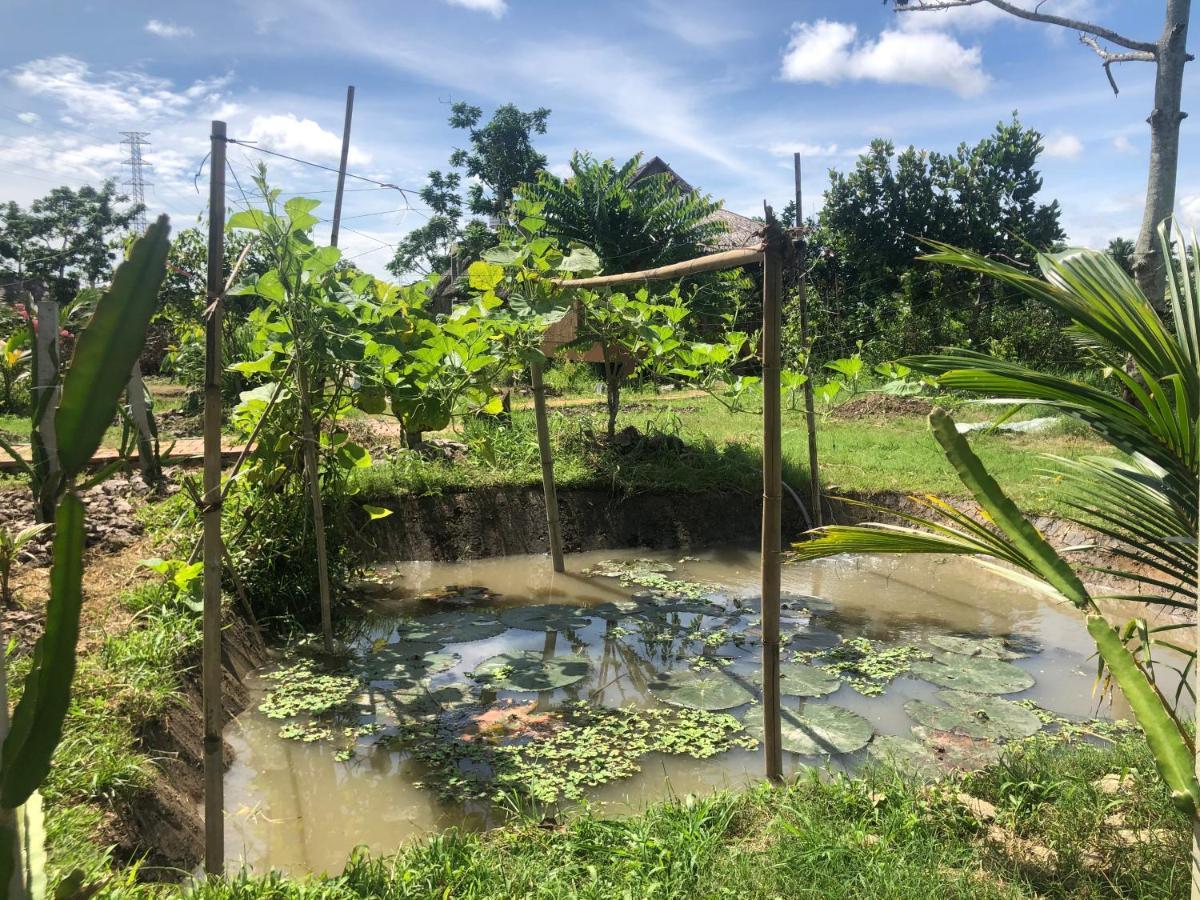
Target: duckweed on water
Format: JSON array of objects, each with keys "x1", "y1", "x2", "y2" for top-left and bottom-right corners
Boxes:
[
  {"x1": 583, "y1": 558, "x2": 715, "y2": 600},
  {"x1": 796, "y1": 638, "x2": 929, "y2": 696},
  {"x1": 395, "y1": 702, "x2": 757, "y2": 803},
  {"x1": 259, "y1": 661, "x2": 359, "y2": 719}
]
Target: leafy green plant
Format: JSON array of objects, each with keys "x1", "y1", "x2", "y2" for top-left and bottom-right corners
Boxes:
[
  {"x1": 0, "y1": 524, "x2": 50, "y2": 610},
  {"x1": 0, "y1": 216, "x2": 169, "y2": 899},
  {"x1": 0, "y1": 333, "x2": 30, "y2": 414},
  {"x1": 792, "y1": 229, "x2": 1200, "y2": 835}
]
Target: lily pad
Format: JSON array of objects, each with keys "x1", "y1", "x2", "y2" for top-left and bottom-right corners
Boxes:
[
  {"x1": 590, "y1": 598, "x2": 648, "y2": 620},
  {"x1": 397, "y1": 610, "x2": 505, "y2": 644},
  {"x1": 927, "y1": 635, "x2": 1027, "y2": 660},
  {"x1": 745, "y1": 703, "x2": 873, "y2": 755},
  {"x1": 780, "y1": 663, "x2": 841, "y2": 698},
  {"x1": 357, "y1": 642, "x2": 458, "y2": 684},
  {"x1": 866, "y1": 734, "x2": 942, "y2": 777},
  {"x1": 648, "y1": 669, "x2": 756, "y2": 711},
  {"x1": 499, "y1": 603, "x2": 594, "y2": 632},
  {"x1": 729, "y1": 660, "x2": 840, "y2": 698},
  {"x1": 911, "y1": 653, "x2": 1034, "y2": 695},
  {"x1": 471, "y1": 650, "x2": 592, "y2": 692},
  {"x1": 905, "y1": 690, "x2": 1043, "y2": 741}
]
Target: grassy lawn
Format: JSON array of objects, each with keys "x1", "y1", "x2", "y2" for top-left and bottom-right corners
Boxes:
[{"x1": 355, "y1": 389, "x2": 1107, "y2": 516}]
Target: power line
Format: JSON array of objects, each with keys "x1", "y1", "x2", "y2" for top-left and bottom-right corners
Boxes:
[{"x1": 222, "y1": 137, "x2": 422, "y2": 199}]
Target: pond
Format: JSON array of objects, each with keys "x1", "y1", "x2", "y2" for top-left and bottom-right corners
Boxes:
[{"x1": 223, "y1": 547, "x2": 1168, "y2": 875}]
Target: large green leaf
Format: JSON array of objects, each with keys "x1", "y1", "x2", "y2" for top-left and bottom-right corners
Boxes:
[
  {"x1": 1087, "y1": 614, "x2": 1199, "y2": 814},
  {"x1": 1, "y1": 493, "x2": 85, "y2": 807},
  {"x1": 927, "y1": 408, "x2": 1091, "y2": 608},
  {"x1": 55, "y1": 216, "x2": 170, "y2": 479}
]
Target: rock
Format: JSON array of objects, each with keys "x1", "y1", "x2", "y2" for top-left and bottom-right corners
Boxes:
[
  {"x1": 956, "y1": 793, "x2": 998, "y2": 822},
  {"x1": 1094, "y1": 773, "x2": 1135, "y2": 795}
]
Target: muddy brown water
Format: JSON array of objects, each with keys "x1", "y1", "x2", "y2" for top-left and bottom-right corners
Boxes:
[{"x1": 224, "y1": 548, "x2": 1182, "y2": 875}]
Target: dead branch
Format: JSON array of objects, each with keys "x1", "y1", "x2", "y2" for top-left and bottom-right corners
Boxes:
[
  {"x1": 1079, "y1": 34, "x2": 1156, "y2": 96},
  {"x1": 894, "y1": 0, "x2": 1158, "y2": 55}
]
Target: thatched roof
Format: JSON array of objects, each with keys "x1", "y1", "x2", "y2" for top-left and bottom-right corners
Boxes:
[{"x1": 630, "y1": 156, "x2": 759, "y2": 250}]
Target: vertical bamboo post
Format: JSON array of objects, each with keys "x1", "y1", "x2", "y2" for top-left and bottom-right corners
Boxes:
[
  {"x1": 127, "y1": 359, "x2": 161, "y2": 484},
  {"x1": 32, "y1": 287, "x2": 60, "y2": 523},
  {"x1": 793, "y1": 153, "x2": 822, "y2": 527},
  {"x1": 530, "y1": 360, "x2": 565, "y2": 572},
  {"x1": 760, "y1": 210, "x2": 784, "y2": 783},
  {"x1": 201, "y1": 118, "x2": 227, "y2": 876},
  {"x1": 296, "y1": 362, "x2": 335, "y2": 652},
  {"x1": 329, "y1": 85, "x2": 355, "y2": 249}
]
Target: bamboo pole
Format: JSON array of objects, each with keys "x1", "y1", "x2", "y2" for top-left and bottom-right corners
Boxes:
[
  {"x1": 530, "y1": 360, "x2": 564, "y2": 573},
  {"x1": 793, "y1": 154, "x2": 822, "y2": 527},
  {"x1": 760, "y1": 212, "x2": 784, "y2": 784},
  {"x1": 127, "y1": 359, "x2": 161, "y2": 484},
  {"x1": 295, "y1": 360, "x2": 335, "y2": 653},
  {"x1": 201, "y1": 118, "x2": 227, "y2": 876},
  {"x1": 329, "y1": 85, "x2": 355, "y2": 249},
  {"x1": 32, "y1": 289, "x2": 60, "y2": 523},
  {"x1": 555, "y1": 244, "x2": 764, "y2": 288}
]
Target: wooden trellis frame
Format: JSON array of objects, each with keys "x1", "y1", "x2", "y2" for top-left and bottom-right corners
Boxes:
[{"x1": 541, "y1": 225, "x2": 793, "y2": 781}]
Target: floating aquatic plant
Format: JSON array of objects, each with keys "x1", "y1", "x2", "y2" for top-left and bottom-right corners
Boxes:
[
  {"x1": 927, "y1": 634, "x2": 1028, "y2": 661},
  {"x1": 911, "y1": 652, "x2": 1035, "y2": 695},
  {"x1": 394, "y1": 702, "x2": 757, "y2": 803},
  {"x1": 471, "y1": 650, "x2": 592, "y2": 692},
  {"x1": 796, "y1": 638, "x2": 928, "y2": 696},
  {"x1": 905, "y1": 690, "x2": 1043, "y2": 741},
  {"x1": 395, "y1": 610, "x2": 506, "y2": 644},
  {"x1": 745, "y1": 703, "x2": 873, "y2": 755},
  {"x1": 584, "y1": 558, "x2": 715, "y2": 600},
  {"x1": 498, "y1": 603, "x2": 594, "y2": 632},
  {"x1": 648, "y1": 668, "x2": 756, "y2": 710},
  {"x1": 259, "y1": 660, "x2": 359, "y2": 719},
  {"x1": 357, "y1": 643, "x2": 459, "y2": 685},
  {"x1": 866, "y1": 733, "x2": 943, "y2": 777}
]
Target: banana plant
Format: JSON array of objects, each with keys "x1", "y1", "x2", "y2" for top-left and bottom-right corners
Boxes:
[
  {"x1": 791, "y1": 226, "x2": 1200, "y2": 835},
  {"x1": 0, "y1": 216, "x2": 170, "y2": 899},
  {"x1": 0, "y1": 335, "x2": 29, "y2": 414}
]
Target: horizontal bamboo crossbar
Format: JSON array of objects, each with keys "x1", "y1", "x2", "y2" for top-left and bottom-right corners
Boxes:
[{"x1": 555, "y1": 243, "x2": 765, "y2": 288}]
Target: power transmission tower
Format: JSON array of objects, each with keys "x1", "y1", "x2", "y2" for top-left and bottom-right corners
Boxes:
[{"x1": 119, "y1": 131, "x2": 152, "y2": 233}]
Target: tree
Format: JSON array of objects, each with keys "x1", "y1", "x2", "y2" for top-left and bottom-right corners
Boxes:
[
  {"x1": 803, "y1": 117, "x2": 1066, "y2": 365},
  {"x1": 0, "y1": 181, "x2": 142, "y2": 301},
  {"x1": 1107, "y1": 237, "x2": 1136, "y2": 276},
  {"x1": 387, "y1": 103, "x2": 550, "y2": 279},
  {"x1": 449, "y1": 101, "x2": 550, "y2": 221},
  {"x1": 894, "y1": 0, "x2": 1192, "y2": 307},
  {"x1": 523, "y1": 152, "x2": 727, "y2": 275},
  {"x1": 793, "y1": 227, "x2": 1200, "y2": 896}
]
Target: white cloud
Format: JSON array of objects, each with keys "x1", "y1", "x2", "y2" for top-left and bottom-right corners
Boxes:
[
  {"x1": 547, "y1": 162, "x2": 574, "y2": 179},
  {"x1": 16, "y1": 111, "x2": 40, "y2": 125},
  {"x1": 766, "y1": 141, "x2": 843, "y2": 158},
  {"x1": 639, "y1": 0, "x2": 750, "y2": 47},
  {"x1": 443, "y1": 0, "x2": 506, "y2": 17},
  {"x1": 1112, "y1": 134, "x2": 1137, "y2": 154},
  {"x1": 8, "y1": 56, "x2": 226, "y2": 124},
  {"x1": 246, "y1": 113, "x2": 372, "y2": 166},
  {"x1": 145, "y1": 19, "x2": 194, "y2": 38},
  {"x1": 1043, "y1": 132, "x2": 1083, "y2": 159},
  {"x1": 1179, "y1": 194, "x2": 1200, "y2": 228},
  {"x1": 780, "y1": 19, "x2": 990, "y2": 98}
]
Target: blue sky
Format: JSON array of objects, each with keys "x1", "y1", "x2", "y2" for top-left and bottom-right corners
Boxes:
[{"x1": 1, "y1": 1, "x2": 1192, "y2": 275}]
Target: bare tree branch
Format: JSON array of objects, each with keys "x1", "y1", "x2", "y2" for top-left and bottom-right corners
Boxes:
[
  {"x1": 1079, "y1": 34, "x2": 1156, "y2": 96},
  {"x1": 895, "y1": 0, "x2": 1158, "y2": 54}
]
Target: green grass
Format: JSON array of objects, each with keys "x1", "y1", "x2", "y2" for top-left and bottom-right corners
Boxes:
[
  {"x1": 19, "y1": 579, "x2": 204, "y2": 890},
  {"x1": 354, "y1": 390, "x2": 1106, "y2": 515},
  {"x1": 190, "y1": 733, "x2": 1186, "y2": 899}
]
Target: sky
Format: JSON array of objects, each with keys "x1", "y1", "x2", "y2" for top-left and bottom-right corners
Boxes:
[{"x1": 1, "y1": 0, "x2": 1194, "y2": 277}]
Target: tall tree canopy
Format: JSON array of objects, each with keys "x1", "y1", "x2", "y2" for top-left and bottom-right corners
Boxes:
[
  {"x1": 0, "y1": 180, "x2": 142, "y2": 301},
  {"x1": 523, "y1": 152, "x2": 727, "y2": 274},
  {"x1": 388, "y1": 102, "x2": 550, "y2": 279},
  {"x1": 795, "y1": 116, "x2": 1069, "y2": 367}
]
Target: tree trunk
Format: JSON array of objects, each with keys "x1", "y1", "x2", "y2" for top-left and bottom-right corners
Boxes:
[
  {"x1": 603, "y1": 347, "x2": 619, "y2": 440},
  {"x1": 1133, "y1": 0, "x2": 1191, "y2": 307}
]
